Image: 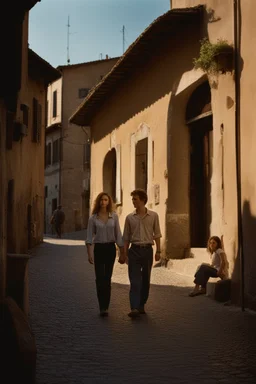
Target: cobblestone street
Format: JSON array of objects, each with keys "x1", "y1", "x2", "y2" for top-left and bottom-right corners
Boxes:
[{"x1": 29, "y1": 237, "x2": 256, "y2": 384}]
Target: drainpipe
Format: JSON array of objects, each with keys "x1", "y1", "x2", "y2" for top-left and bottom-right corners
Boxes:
[
  {"x1": 234, "y1": 0, "x2": 245, "y2": 311},
  {"x1": 59, "y1": 77, "x2": 63, "y2": 206}
]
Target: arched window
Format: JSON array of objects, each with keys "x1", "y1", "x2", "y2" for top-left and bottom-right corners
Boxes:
[{"x1": 103, "y1": 148, "x2": 117, "y2": 202}]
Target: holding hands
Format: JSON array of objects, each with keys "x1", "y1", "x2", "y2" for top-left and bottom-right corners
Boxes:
[{"x1": 118, "y1": 248, "x2": 128, "y2": 264}]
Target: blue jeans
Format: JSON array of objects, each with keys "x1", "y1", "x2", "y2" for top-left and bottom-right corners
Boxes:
[{"x1": 128, "y1": 245, "x2": 153, "y2": 310}]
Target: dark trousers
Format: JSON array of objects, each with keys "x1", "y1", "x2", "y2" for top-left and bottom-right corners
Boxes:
[
  {"x1": 128, "y1": 245, "x2": 153, "y2": 310},
  {"x1": 55, "y1": 224, "x2": 62, "y2": 238},
  {"x1": 194, "y1": 264, "x2": 218, "y2": 289},
  {"x1": 94, "y1": 243, "x2": 116, "y2": 311}
]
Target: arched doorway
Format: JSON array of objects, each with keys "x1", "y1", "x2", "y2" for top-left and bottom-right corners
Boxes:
[
  {"x1": 103, "y1": 148, "x2": 117, "y2": 201},
  {"x1": 186, "y1": 81, "x2": 212, "y2": 247}
]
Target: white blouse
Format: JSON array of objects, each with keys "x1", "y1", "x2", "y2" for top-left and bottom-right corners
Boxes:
[
  {"x1": 211, "y1": 248, "x2": 229, "y2": 278},
  {"x1": 86, "y1": 212, "x2": 123, "y2": 247}
]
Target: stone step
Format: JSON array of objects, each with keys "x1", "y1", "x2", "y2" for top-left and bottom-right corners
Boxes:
[
  {"x1": 167, "y1": 248, "x2": 210, "y2": 278},
  {"x1": 190, "y1": 247, "x2": 209, "y2": 262},
  {"x1": 207, "y1": 279, "x2": 231, "y2": 302}
]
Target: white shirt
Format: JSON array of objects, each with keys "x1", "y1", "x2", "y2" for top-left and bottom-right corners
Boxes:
[
  {"x1": 211, "y1": 248, "x2": 229, "y2": 278},
  {"x1": 123, "y1": 209, "x2": 162, "y2": 245},
  {"x1": 86, "y1": 212, "x2": 123, "y2": 247}
]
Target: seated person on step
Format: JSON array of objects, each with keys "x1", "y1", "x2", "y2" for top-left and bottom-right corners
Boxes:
[{"x1": 189, "y1": 235, "x2": 229, "y2": 297}]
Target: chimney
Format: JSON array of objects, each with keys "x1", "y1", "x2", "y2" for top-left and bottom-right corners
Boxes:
[{"x1": 106, "y1": 54, "x2": 109, "y2": 60}]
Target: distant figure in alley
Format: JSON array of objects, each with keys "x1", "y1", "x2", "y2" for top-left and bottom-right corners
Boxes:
[
  {"x1": 120, "y1": 189, "x2": 162, "y2": 318},
  {"x1": 51, "y1": 205, "x2": 65, "y2": 239}
]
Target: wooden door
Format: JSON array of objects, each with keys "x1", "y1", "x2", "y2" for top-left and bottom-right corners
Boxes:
[{"x1": 190, "y1": 116, "x2": 212, "y2": 247}]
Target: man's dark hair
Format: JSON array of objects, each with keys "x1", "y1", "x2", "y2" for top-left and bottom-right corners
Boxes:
[
  {"x1": 131, "y1": 189, "x2": 148, "y2": 204},
  {"x1": 57, "y1": 205, "x2": 62, "y2": 209}
]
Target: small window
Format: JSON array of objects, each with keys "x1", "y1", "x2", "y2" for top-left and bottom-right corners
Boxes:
[
  {"x1": 53, "y1": 90, "x2": 57, "y2": 118},
  {"x1": 32, "y1": 98, "x2": 42, "y2": 143},
  {"x1": 20, "y1": 104, "x2": 29, "y2": 127},
  {"x1": 135, "y1": 138, "x2": 148, "y2": 192},
  {"x1": 45, "y1": 186, "x2": 48, "y2": 198},
  {"x1": 78, "y1": 88, "x2": 90, "y2": 98},
  {"x1": 52, "y1": 139, "x2": 60, "y2": 164},
  {"x1": 45, "y1": 142, "x2": 52, "y2": 167},
  {"x1": 84, "y1": 142, "x2": 91, "y2": 164}
]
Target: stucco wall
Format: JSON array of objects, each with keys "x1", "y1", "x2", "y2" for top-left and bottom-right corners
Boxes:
[
  {"x1": 172, "y1": 1, "x2": 234, "y2": 43},
  {"x1": 6, "y1": 85, "x2": 45, "y2": 252},
  {"x1": 210, "y1": 76, "x2": 237, "y2": 267},
  {"x1": 60, "y1": 59, "x2": 119, "y2": 232},
  {"x1": 87, "y1": 9, "x2": 239, "y2": 281},
  {"x1": 89, "y1": 27, "x2": 202, "y2": 256},
  {"x1": 239, "y1": 1, "x2": 256, "y2": 310},
  {"x1": 47, "y1": 78, "x2": 62, "y2": 127},
  {"x1": 6, "y1": 16, "x2": 45, "y2": 253},
  {"x1": 45, "y1": 129, "x2": 61, "y2": 234}
]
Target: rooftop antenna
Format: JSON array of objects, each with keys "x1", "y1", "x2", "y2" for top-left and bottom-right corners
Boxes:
[
  {"x1": 67, "y1": 15, "x2": 70, "y2": 64},
  {"x1": 122, "y1": 25, "x2": 125, "y2": 54}
]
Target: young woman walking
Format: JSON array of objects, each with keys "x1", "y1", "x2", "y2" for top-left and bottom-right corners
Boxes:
[{"x1": 86, "y1": 192, "x2": 124, "y2": 316}]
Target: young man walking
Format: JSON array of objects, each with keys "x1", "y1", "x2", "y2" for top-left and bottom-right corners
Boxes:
[{"x1": 119, "y1": 189, "x2": 162, "y2": 318}]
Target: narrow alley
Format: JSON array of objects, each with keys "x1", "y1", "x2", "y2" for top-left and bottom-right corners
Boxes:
[{"x1": 28, "y1": 236, "x2": 256, "y2": 384}]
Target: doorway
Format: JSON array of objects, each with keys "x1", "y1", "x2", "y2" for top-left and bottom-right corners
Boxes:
[
  {"x1": 135, "y1": 138, "x2": 148, "y2": 191},
  {"x1": 189, "y1": 116, "x2": 212, "y2": 246},
  {"x1": 103, "y1": 148, "x2": 116, "y2": 201},
  {"x1": 186, "y1": 81, "x2": 212, "y2": 247}
]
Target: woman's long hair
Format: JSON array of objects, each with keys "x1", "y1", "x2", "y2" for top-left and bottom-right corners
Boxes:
[
  {"x1": 91, "y1": 192, "x2": 114, "y2": 214},
  {"x1": 207, "y1": 235, "x2": 222, "y2": 254}
]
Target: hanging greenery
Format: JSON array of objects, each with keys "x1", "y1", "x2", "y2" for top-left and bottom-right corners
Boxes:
[{"x1": 193, "y1": 38, "x2": 234, "y2": 74}]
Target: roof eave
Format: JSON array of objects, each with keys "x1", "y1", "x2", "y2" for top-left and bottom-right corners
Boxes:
[
  {"x1": 69, "y1": 5, "x2": 204, "y2": 127},
  {"x1": 28, "y1": 48, "x2": 61, "y2": 85}
]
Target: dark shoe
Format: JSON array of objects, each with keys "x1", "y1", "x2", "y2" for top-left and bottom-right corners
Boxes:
[
  {"x1": 99, "y1": 310, "x2": 108, "y2": 317},
  {"x1": 128, "y1": 309, "x2": 140, "y2": 318},
  {"x1": 138, "y1": 306, "x2": 146, "y2": 314}
]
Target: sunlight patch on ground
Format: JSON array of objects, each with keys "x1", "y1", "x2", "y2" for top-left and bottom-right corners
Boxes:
[
  {"x1": 112, "y1": 260, "x2": 194, "y2": 288},
  {"x1": 43, "y1": 237, "x2": 85, "y2": 246}
]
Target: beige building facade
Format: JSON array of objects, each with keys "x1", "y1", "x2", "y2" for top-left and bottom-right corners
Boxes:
[
  {"x1": 45, "y1": 57, "x2": 119, "y2": 234},
  {"x1": 71, "y1": 1, "x2": 256, "y2": 311},
  {"x1": 1, "y1": 2, "x2": 60, "y2": 381},
  {"x1": 45, "y1": 78, "x2": 62, "y2": 233},
  {"x1": 1, "y1": 2, "x2": 59, "y2": 308}
]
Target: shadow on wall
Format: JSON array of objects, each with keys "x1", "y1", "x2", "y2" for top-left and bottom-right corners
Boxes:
[
  {"x1": 240, "y1": 200, "x2": 256, "y2": 310},
  {"x1": 231, "y1": 200, "x2": 256, "y2": 310}
]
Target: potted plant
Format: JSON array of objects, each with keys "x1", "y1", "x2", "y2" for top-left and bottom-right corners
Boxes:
[{"x1": 193, "y1": 38, "x2": 234, "y2": 74}]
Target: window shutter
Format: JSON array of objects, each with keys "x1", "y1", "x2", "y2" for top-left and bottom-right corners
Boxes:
[
  {"x1": 32, "y1": 97, "x2": 38, "y2": 142},
  {"x1": 37, "y1": 103, "x2": 42, "y2": 143},
  {"x1": 53, "y1": 91, "x2": 57, "y2": 117},
  {"x1": 32, "y1": 98, "x2": 42, "y2": 143}
]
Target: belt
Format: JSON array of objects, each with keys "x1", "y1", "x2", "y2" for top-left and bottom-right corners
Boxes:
[
  {"x1": 131, "y1": 243, "x2": 152, "y2": 248},
  {"x1": 94, "y1": 242, "x2": 115, "y2": 245}
]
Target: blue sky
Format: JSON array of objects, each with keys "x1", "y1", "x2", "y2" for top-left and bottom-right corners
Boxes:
[{"x1": 29, "y1": 0, "x2": 170, "y2": 68}]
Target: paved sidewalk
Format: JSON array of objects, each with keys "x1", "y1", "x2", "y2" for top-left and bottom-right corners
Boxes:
[{"x1": 28, "y1": 237, "x2": 256, "y2": 384}]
